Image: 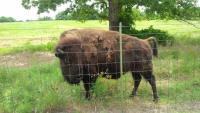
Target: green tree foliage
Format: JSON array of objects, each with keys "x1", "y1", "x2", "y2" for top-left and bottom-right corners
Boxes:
[
  {"x1": 21, "y1": 0, "x2": 200, "y2": 26},
  {"x1": 55, "y1": 10, "x2": 72, "y2": 20},
  {"x1": 132, "y1": 8, "x2": 145, "y2": 21},
  {"x1": 0, "y1": 16, "x2": 16, "y2": 22},
  {"x1": 56, "y1": 10, "x2": 100, "y2": 20},
  {"x1": 140, "y1": 0, "x2": 200, "y2": 20}
]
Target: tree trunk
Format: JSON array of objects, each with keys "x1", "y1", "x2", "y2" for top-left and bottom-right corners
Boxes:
[{"x1": 108, "y1": 0, "x2": 120, "y2": 31}]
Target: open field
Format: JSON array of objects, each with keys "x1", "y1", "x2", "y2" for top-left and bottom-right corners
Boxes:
[
  {"x1": 0, "y1": 20, "x2": 108, "y2": 39},
  {"x1": 0, "y1": 20, "x2": 199, "y2": 39},
  {"x1": 0, "y1": 20, "x2": 200, "y2": 113}
]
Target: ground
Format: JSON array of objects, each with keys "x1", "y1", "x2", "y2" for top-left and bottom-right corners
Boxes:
[
  {"x1": 0, "y1": 52, "x2": 54, "y2": 67},
  {"x1": 0, "y1": 52, "x2": 200, "y2": 113}
]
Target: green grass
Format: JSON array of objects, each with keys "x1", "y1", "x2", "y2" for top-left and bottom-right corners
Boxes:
[
  {"x1": 135, "y1": 20, "x2": 200, "y2": 45},
  {"x1": 0, "y1": 47, "x2": 199, "y2": 113},
  {"x1": 0, "y1": 62, "x2": 68, "y2": 113},
  {"x1": 0, "y1": 20, "x2": 200, "y2": 113},
  {"x1": 0, "y1": 20, "x2": 199, "y2": 40},
  {"x1": 135, "y1": 20, "x2": 200, "y2": 34},
  {"x1": 1, "y1": 20, "x2": 200, "y2": 55},
  {"x1": 0, "y1": 20, "x2": 108, "y2": 39},
  {"x1": 0, "y1": 39, "x2": 57, "y2": 55}
]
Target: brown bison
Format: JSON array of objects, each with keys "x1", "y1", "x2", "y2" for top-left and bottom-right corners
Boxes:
[{"x1": 55, "y1": 29, "x2": 159, "y2": 101}]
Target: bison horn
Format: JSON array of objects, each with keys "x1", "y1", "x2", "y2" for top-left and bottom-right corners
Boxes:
[{"x1": 57, "y1": 48, "x2": 65, "y2": 54}]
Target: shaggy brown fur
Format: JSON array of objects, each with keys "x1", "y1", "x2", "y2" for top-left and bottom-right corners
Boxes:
[
  {"x1": 143, "y1": 37, "x2": 158, "y2": 57},
  {"x1": 55, "y1": 29, "x2": 159, "y2": 101}
]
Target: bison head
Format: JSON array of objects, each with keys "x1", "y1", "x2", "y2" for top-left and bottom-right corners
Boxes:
[{"x1": 55, "y1": 38, "x2": 83, "y2": 84}]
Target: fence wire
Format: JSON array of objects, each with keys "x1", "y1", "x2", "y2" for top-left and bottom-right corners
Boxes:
[{"x1": 0, "y1": 25, "x2": 199, "y2": 113}]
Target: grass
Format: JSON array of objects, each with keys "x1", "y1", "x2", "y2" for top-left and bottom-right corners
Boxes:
[
  {"x1": 135, "y1": 20, "x2": 200, "y2": 45},
  {"x1": 0, "y1": 62, "x2": 67, "y2": 113},
  {"x1": 0, "y1": 20, "x2": 108, "y2": 39},
  {"x1": 0, "y1": 39, "x2": 57, "y2": 55},
  {"x1": 0, "y1": 47, "x2": 199, "y2": 113},
  {"x1": 0, "y1": 20, "x2": 200, "y2": 43},
  {"x1": 0, "y1": 20, "x2": 200, "y2": 113}
]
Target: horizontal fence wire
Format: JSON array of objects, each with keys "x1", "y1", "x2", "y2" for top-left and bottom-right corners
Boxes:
[
  {"x1": 0, "y1": 22, "x2": 200, "y2": 30},
  {"x1": 0, "y1": 24, "x2": 198, "y2": 113},
  {"x1": 0, "y1": 23, "x2": 200, "y2": 29}
]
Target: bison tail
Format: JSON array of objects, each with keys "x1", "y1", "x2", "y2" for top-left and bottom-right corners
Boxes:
[{"x1": 146, "y1": 37, "x2": 158, "y2": 57}]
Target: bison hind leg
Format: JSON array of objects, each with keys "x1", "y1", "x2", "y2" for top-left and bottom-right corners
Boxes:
[
  {"x1": 130, "y1": 72, "x2": 142, "y2": 97},
  {"x1": 142, "y1": 71, "x2": 159, "y2": 102}
]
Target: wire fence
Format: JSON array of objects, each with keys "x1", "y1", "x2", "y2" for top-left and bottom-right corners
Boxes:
[{"x1": 0, "y1": 24, "x2": 200, "y2": 113}]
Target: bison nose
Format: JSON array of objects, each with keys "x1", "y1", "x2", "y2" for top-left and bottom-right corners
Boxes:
[
  {"x1": 55, "y1": 52, "x2": 64, "y2": 58},
  {"x1": 107, "y1": 55, "x2": 112, "y2": 62},
  {"x1": 55, "y1": 53, "x2": 59, "y2": 57},
  {"x1": 78, "y1": 76, "x2": 83, "y2": 80}
]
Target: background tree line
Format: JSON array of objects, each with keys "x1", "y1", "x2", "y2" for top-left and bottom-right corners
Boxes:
[{"x1": 0, "y1": 16, "x2": 16, "y2": 22}]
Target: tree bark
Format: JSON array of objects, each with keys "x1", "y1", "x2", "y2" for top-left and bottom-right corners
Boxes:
[{"x1": 108, "y1": 0, "x2": 120, "y2": 31}]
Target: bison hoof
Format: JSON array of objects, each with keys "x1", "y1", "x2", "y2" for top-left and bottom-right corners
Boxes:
[
  {"x1": 153, "y1": 97, "x2": 159, "y2": 103},
  {"x1": 85, "y1": 92, "x2": 91, "y2": 100},
  {"x1": 129, "y1": 93, "x2": 137, "y2": 97},
  {"x1": 130, "y1": 91, "x2": 137, "y2": 97}
]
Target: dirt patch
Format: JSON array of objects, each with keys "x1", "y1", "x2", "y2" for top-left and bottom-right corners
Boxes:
[
  {"x1": 58, "y1": 100, "x2": 200, "y2": 113},
  {"x1": 0, "y1": 38, "x2": 53, "y2": 48},
  {"x1": 0, "y1": 52, "x2": 55, "y2": 67}
]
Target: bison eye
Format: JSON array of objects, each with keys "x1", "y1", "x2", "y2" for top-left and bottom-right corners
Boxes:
[
  {"x1": 62, "y1": 46, "x2": 72, "y2": 51},
  {"x1": 105, "y1": 47, "x2": 109, "y2": 51}
]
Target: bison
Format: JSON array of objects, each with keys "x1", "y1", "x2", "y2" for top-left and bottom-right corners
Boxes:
[{"x1": 55, "y1": 29, "x2": 159, "y2": 101}]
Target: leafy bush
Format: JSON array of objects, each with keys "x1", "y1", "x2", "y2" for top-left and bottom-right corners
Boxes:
[
  {"x1": 0, "y1": 16, "x2": 16, "y2": 22},
  {"x1": 122, "y1": 26, "x2": 175, "y2": 46},
  {"x1": 118, "y1": 6, "x2": 174, "y2": 46},
  {"x1": 132, "y1": 26, "x2": 175, "y2": 46}
]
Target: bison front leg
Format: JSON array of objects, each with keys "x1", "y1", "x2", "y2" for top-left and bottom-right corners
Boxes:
[
  {"x1": 130, "y1": 72, "x2": 142, "y2": 97},
  {"x1": 83, "y1": 75, "x2": 97, "y2": 100}
]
